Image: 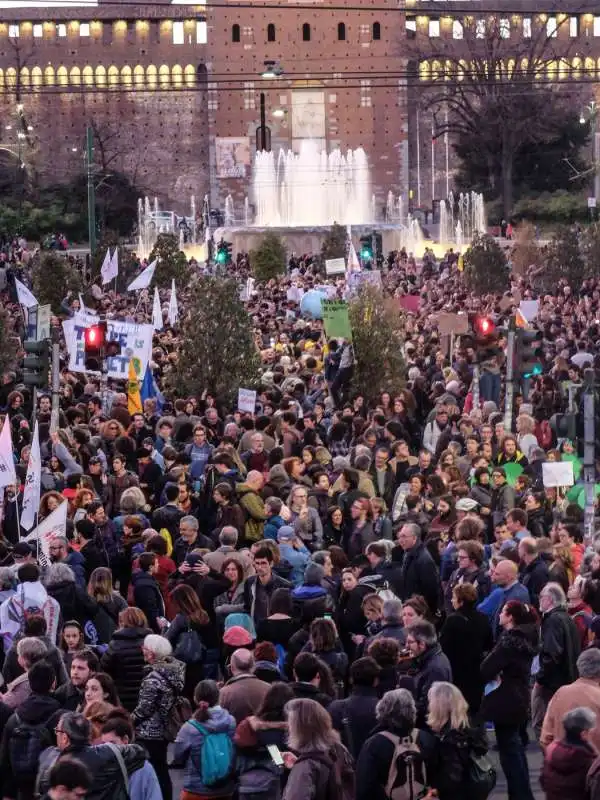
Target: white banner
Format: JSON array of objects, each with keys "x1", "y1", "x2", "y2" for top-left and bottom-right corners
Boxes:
[
  {"x1": 24, "y1": 500, "x2": 68, "y2": 564},
  {"x1": 325, "y1": 258, "x2": 346, "y2": 276},
  {"x1": 100, "y1": 248, "x2": 115, "y2": 285},
  {"x1": 238, "y1": 388, "x2": 257, "y2": 413},
  {"x1": 127, "y1": 259, "x2": 157, "y2": 292},
  {"x1": 62, "y1": 312, "x2": 154, "y2": 379},
  {"x1": 168, "y1": 279, "x2": 179, "y2": 326},
  {"x1": 15, "y1": 278, "x2": 38, "y2": 309},
  {"x1": 21, "y1": 421, "x2": 41, "y2": 532},
  {"x1": 152, "y1": 287, "x2": 163, "y2": 331},
  {"x1": 0, "y1": 417, "x2": 16, "y2": 489}
]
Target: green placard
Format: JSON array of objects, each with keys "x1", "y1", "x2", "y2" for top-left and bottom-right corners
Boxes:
[{"x1": 322, "y1": 300, "x2": 352, "y2": 341}]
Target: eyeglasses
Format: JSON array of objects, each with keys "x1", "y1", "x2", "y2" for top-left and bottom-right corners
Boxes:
[{"x1": 54, "y1": 727, "x2": 64, "y2": 734}]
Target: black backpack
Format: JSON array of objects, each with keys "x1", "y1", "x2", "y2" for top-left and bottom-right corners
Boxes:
[{"x1": 9, "y1": 714, "x2": 53, "y2": 782}]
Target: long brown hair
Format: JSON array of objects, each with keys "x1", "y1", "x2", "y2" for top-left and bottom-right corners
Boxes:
[{"x1": 170, "y1": 584, "x2": 209, "y2": 626}]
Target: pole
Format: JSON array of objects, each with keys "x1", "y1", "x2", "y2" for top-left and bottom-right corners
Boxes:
[
  {"x1": 431, "y1": 119, "x2": 435, "y2": 206},
  {"x1": 472, "y1": 363, "x2": 480, "y2": 410},
  {"x1": 583, "y1": 369, "x2": 596, "y2": 544},
  {"x1": 416, "y1": 107, "x2": 421, "y2": 208},
  {"x1": 504, "y1": 321, "x2": 516, "y2": 432},
  {"x1": 594, "y1": 109, "x2": 600, "y2": 217},
  {"x1": 86, "y1": 125, "x2": 96, "y2": 255},
  {"x1": 50, "y1": 330, "x2": 60, "y2": 434},
  {"x1": 444, "y1": 105, "x2": 450, "y2": 199}
]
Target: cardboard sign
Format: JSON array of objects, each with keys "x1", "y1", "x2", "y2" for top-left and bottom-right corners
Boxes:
[
  {"x1": 325, "y1": 258, "x2": 346, "y2": 276},
  {"x1": 542, "y1": 461, "x2": 574, "y2": 488},
  {"x1": 36, "y1": 304, "x2": 51, "y2": 341},
  {"x1": 437, "y1": 313, "x2": 469, "y2": 336},
  {"x1": 519, "y1": 300, "x2": 539, "y2": 322},
  {"x1": 322, "y1": 300, "x2": 352, "y2": 340},
  {"x1": 238, "y1": 388, "x2": 257, "y2": 414},
  {"x1": 399, "y1": 295, "x2": 421, "y2": 313}
]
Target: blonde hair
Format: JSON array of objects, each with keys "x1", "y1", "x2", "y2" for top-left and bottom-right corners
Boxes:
[{"x1": 427, "y1": 681, "x2": 469, "y2": 733}]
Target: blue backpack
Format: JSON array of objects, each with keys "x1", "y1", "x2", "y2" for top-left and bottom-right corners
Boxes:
[
  {"x1": 275, "y1": 643, "x2": 288, "y2": 675},
  {"x1": 189, "y1": 720, "x2": 234, "y2": 786}
]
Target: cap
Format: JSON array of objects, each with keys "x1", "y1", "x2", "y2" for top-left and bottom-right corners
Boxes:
[
  {"x1": 13, "y1": 542, "x2": 33, "y2": 558},
  {"x1": 277, "y1": 526, "x2": 295, "y2": 543},
  {"x1": 185, "y1": 553, "x2": 204, "y2": 567},
  {"x1": 455, "y1": 498, "x2": 479, "y2": 512}
]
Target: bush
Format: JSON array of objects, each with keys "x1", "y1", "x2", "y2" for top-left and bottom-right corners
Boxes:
[
  {"x1": 463, "y1": 233, "x2": 510, "y2": 295},
  {"x1": 250, "y1": 233, "x2": 287, "y2": 281},
  {"x1": 512, "y1": 191, "x2": 589, "y2": 225},
  {"x1": 149, "y1": 234, "x2": 191, "y2": 286},
  {"x1": 32, "y1": 251, "x2": 82, "y2": 314}
]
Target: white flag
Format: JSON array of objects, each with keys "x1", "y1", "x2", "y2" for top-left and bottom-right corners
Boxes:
[
  {"x1": 15, "y1": 278, "x2": 38, "y2": 309},
  {"x1": 21, "y1": 421, "x2": 41, "y2": 531},
  {"x1": 348, "y1": 241, "x2": 361, "y2": 272},
  {"x1": 78, "y1": 293, "x2": 86, "y2": 313},
  {"x1": 100, "y1": 248, "x2": 114, "y2": 285},
  {"x1": 168, "y1": 279, "x2": 179, "y2": 326},
  {"x1": 152, "y1": 287, "x2": 163, "y2": 331},
  {"x1": 127, "y1": 259, "x2": 157, "y2": 292},
  {"x1": 0, "y1": 417, "x2": 16, "y2": 490},
  {"x1": 24, "y1": 499, "x2": 68, "y2": 565}
]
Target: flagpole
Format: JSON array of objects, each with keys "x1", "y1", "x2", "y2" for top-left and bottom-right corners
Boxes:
[{"x1": 14, "y1": 488, "x2": 21, "y2": 539}]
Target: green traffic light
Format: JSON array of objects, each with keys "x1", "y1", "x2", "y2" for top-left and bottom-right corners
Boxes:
[
  {"x1": 361, "y1": 249, "x2": 372, "y2": 259},
  {"x1": 216, "y1": 250, "x2": 227, "y2": 263}
]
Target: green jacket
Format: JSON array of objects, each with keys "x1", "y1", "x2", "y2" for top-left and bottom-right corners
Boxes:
[{"x1": 236, "y1": 483, "x2": 267, "y2": 542}]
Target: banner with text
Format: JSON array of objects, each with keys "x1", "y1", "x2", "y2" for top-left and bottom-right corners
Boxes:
[
  {"x1": 322, "y1": 300, "x2": 352, "y2": 341},
  {"x1": 63, "y1": 312, "x2": 154, "y2": 379}
]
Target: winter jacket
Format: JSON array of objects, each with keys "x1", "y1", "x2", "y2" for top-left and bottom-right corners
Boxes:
[
  {"x1": 427, "y1": 726, "x2": 490, "y2": 800},
  {"x1": 46, "y1": 580, "x2": 99, "y2": 633},
  {"x1": 292, "y1": 584, "x2": 336, "y2": 621},
  {"x1": 288, "y1": 681, "x2": 332, "y2": 708},
  {"x1": 64, "y1": 550, "x2": 87, "y2": 588},
  {"x1": 214, "y1": 582, "x2": 246, "y2": 626},
  {"x1": 541, "y1": 678, "x2": 600, "y2": 754},
  {"x1": 79, "y1": 540, "x2": 109, "y2": 581},
  {"x1": 537, "y1": 607, "x2": 580, "y2": 694},
  {"x1": 439, "y1": 607, "x2": 493, "y2": 713},
  {"x1": 37, "y1": 742, "x2": 147, "y2": 800},
  {"x1": 243, "y1": 573, "x2": 292, "y2": 625},
  {"x1": 132, "y1": 656, "x2": 185, "y2": 740},
  {"x1": 172, "y1": 706, "x2": 237, "y2": 796},
  {"x1": 132, "y1": 571, "x2": 165, "y2": 633},
  {"x1": 219, "y1": 673, "x2": 270, "y2": 724},
  {"x1": 0, "y1": 582, "x2": 60, "y2": 649},
  {"x1": 289, "y1": 507, "x2": 323, "y2": 550},
  {"x1": 2, "y1": 634, "x2": 68, "y2": 689},
  {"x1": 443, "y1": 566, "x2": 490, "y2": 614},
  {"x1": 520, "y1": 556, "x2": 550, "y2": 610},
  {"x1": 101, "y1": 625, "x2": 153, "y2": 711},
  {"x1": 479, "y1": 625, "x2": 538, "y2": 726},
  {"x1": 234, "y1": 715, "x2": 288, "y2": 795},
  {"x1": 52, "y1": 681, "x2": 84, "y2": 711},
  {"x1": 541, "y1": 738, "x2": 596, "y2": 800},
  {"x1": 392, "y1": 543, "x2": 441, "y2": 614},
  {"x1": 283, "y1": 742, "x2": 354, "y2": 800},
  {"x1": 151, "y1": 503, "x2": 184, "y2": 543},
  {"x1": 92, "y1": 594, "x2": 128, "y2": 644},
  {"x1": 346, "y1": 522, "x2": 376, "y2": 560},
  {"x1": 0, "y1": 692, "x2": 62, "y2": 798},
  {"x1": 263, "y1": 514, "x2": 286, "y2": 541},
  {"x1": 586, "y1": 753, "x2": 600, "y2": 800},
  {"x1": 278, "y1": 542, "x2": 311, "y2": 586},
  {"x1": 412, "y1": 643, "x2": 453, "y2": 728},
  {"x1": 329, "y1": 686, "x2": 379, "y2": 758},
  {"x1": 237, "y1": 483, "x2": 267, "y2": 542}
]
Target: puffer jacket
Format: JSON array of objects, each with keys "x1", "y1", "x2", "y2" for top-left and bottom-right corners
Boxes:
[
  {"x1": 172, "y1": 706, "x2": 236, "y2": 796},
  {"x1": 235, "y1": 716, "x2": 288, "y2": 794},
  {"x1": 101, "y1": 625, "x2": 153, "y2": 711},
  {"x1": 132, "y1": 656, "x2": 185, "y2": 740}
]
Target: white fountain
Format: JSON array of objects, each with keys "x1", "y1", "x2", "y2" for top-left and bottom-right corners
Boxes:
[
  {"x1": 437, "y1": 191, "x2": 486, "y2": 250},
  {"x1": 224, "y1": 195, "x2": 235, "y2": 227},
  {"x1": 137, "y1": 195, "x2": 206, "y2": 260}
]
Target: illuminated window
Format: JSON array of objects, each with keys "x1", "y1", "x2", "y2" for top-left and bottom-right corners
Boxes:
[
  {"x1": 523, "y1": 17, "x2": 531, "y2": 37},
  {"x1": 570, "y1": 16, "x2": 578, "y2": 37},
  {"x1": 546, "y1": 17, "x2": 557, "y2": 37},
  {"x1": 33, "y1": 24, "x2": 43, "y2": 37},
  {"x1": 594, "y1": 16, "x2": 600, "y2": 36},
  {"x1": 172, "y1": 20, "x2": 184, "y2": 44},
  {"x1": 80, "y1": 23, "x2": 90, "y2": 36},
  {"x1": 57, "y1": 23, "x2": 67, "y2": 37},
  {"x1": 406, "y1": 18, "x2": 416, "y2": 37},
  {"x1": 428, "y1": 18, "x2": 440, "y2": 37},
  {"x1": 8, "y1": 24, "x2": 19, "y2": 38},
  {"x1": 499, "y1": 18, "x2": 510, "y2": 38},
  {"x1": 452, "y1": 20, "x2": 463, "y2": 39},
  {"x1": 475, "y1": 19, "x2": 485, "y2": 38},
  {"x1": 196, "y1": 21, "x2": 207, "y2": 43}
]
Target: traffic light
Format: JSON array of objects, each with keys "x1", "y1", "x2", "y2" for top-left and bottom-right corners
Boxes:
[
  {"x1": 84, "y1": 322, "x2": 106, "y2": 371},
  {"x1": 216, "y1": 240, "x2": 232, "y2": 265},
  {"x1": 22, "y1": 341, "x2": 50, "y2": 388},
  {"x1": 516, "y1": 329, "x2": 543, "y2": 379},
  {"x1": 472, "y1": 315, "x2": 498, "y2": 362},
  {"x1": 359, "y1": 235, "x2": 372, "y2": 261}
]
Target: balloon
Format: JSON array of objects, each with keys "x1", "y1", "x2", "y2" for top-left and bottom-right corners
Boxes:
[{"x1": 300, "y1": 288, "x2": 329, "y2": 319}]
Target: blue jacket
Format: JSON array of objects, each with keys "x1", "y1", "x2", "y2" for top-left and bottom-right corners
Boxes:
[
  {"x1": 478, "y1": 582, "x2": 530, "y2": 638},
  {"x1": 66, "y1": 550, "x2": 87, "y2": 589},
  {"x1": 129, "y1": 761, "x2": 163, "y2": 800},
  {"x1": 172, "y1": 706, "x2": 236, "y2": 796},
  {"x1": 277, "y1": 542, "x2": 310, "y2": 586},
  {"x1": 263, "y1": 515, "x2": 286, "y2": 541}
]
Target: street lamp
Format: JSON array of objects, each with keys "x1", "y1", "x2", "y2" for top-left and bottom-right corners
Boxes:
[{"x1": 580, "y1": 100, "x2": 600, "y2": 214}]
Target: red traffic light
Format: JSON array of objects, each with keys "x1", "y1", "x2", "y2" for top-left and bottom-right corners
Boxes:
[
  {"x1": 85, "y1": 325, "x2": 105, "y2": 349},
  {"x1": 474, "y1": 316, "x2": 494, "y2": 337}
]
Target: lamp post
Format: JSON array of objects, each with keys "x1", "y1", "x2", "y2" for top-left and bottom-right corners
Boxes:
[{"x1": 580, "y1": 100, "x2": 600, "y2": 218}]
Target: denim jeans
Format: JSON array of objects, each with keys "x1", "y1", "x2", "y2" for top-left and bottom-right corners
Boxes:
[
  {"x1": 494, "y1": 723, "x2": 535, "y2": 800},
  {"x1": 479, "y1": 370, "x2": 501, "y2": 406}
]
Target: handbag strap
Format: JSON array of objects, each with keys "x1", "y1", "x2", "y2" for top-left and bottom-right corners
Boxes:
[{"x1": 105, "y1": 742, "x2": 130, "y2": 800}]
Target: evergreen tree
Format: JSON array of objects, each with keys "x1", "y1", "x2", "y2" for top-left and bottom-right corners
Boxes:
[
  {"x1": 0, "y1": 306, "x2": 17, "y2": 376},
  {"x1": 543, "y1": 226, "x2": 588, "y2": 290},
  {"x1": 348, "y1": 285, "x2": 406, "y2": 405},
  {"x1": 463, "y1": 233, "x2": 510, "y2": 295},
  {"x1": 321, "y1": 223, "x2": 347, "y2": 262},
  {"x1": 170, "y1": 277, "x2": 261, "y2": 401},
  {"x1": 250, "y1": 233, "x2": 287, "y2": 281},
  {"x1": 149, "y1": 233, "x2": 192, "y2": 287},
  {"x1": 32, "y1": 251, "x2": 82, "y2": 314}
]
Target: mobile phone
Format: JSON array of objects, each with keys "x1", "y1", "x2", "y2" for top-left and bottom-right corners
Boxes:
[{"x1": 267, "y1": 744, "x2": 284, "y2": 766}]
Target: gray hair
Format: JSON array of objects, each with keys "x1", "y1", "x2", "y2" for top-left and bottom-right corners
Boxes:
[
  {"x1": 540, "y1": 582, "x2": 567, "y2": 609},
  {"x1": 407, "y1": 620, "x2": 437, "y2": 648},
  {"x1": 219, "y1": 527, "x2": 238, "y2": 547},
  {"x1": 44, "y1": 562, "x2": 75, "y2": 587},
  {"x1": 382, "y1": 598, "x2": 403, "y2": 624},
  {"x1": 0, "y1": 567, "x2": 14, "y2": 591},
  {"x1": 59, "y1": 712, "x2": 91, "y2": 746},
  {"x1": 231, "y1": 648, "x2": 254, "y2": 674},
  {"x1": 143, "y1": 634, "x2": 172, "y2": 660},
  {"x1": 562, "y1": 707, "x2": 596, "y2": 736},
  {"x1": 17, "y1": 636, "x2": 48, "y2": 666},
  {"x1": 577, "y1": 648, "x2": 600, "y2": 680},
  {"x1": 401, "y1": 523, "x2": 421, "y2": 540},
  {"x1": 180, "y1": 515, "x2": 199, "y2": 530},
  {"x1": 376, "y1": 689, "x2": 416, "y2": 729},
  {"x1": 119, "y1": 487, "x2": 146, "y2": 514}
]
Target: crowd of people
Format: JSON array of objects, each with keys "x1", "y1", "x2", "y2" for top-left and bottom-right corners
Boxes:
[{"x1": 0, "y1": 237, "x2": 599, "y2": 800}]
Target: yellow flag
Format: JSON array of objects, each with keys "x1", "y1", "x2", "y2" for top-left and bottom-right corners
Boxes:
[
  {"x1": 127, "y1": 359, "x2": 143, "y2": 415},
  {"x1": 515, "y1": 308, "x2": 529, "y2": 329}
]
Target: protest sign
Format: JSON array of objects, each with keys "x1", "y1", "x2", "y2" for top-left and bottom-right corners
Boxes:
[
  {"x1": 322, "y1": 300, "x2": 352, "y2": 340},
  {"x1": 437, "y1": 313, "x2": 469, "y2": 336},
  {"x1": 63, "y1": 312, "x2": 153, "y2": 379},
  {"x1": 542, "y1": 461, "x2": 574, "y2": 488},
  {"x1": 325, "y1": 258, "x2": 346, "y2": 276},
  {"x1": 519, "y1": 300, "x2": 539, "y2": 322},
  {"x1": 238, "y1": 388, "x2": 257, "y2": 413},
  {"x1": 346, "y1": 270, "x2": 382, "y2": 296}
]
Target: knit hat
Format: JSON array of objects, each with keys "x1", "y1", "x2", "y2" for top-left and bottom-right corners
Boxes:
[{"x1": 222, "y1": 626, "x2": 254, "y2": 647}]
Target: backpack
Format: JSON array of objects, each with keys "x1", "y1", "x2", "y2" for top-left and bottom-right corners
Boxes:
[
  {"x1": 296, "y1": 746, "x2": 355, "y2": 800},
  {"x1": 379, "y1": 731, "x2": 428, "y2": 800},
  {"x1": 174, "y1": 626, "x2": 206, "y2": 665},
  {"x1": 9, "y1": 714, "x2": 52, "y2": 782},
  {"x1": 165, "y1": 695, "x2": 193, "y2": 742},
  {"x1": 189, "y1": 720, "x2": 235, "y2": 786}
]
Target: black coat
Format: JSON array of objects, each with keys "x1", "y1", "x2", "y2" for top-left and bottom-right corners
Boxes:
[
  {"x1": 337, "y1": 585, "x2": 372, "y2": 649},
  {"x1": 520, "y1": 556, "x2": 550, "y2": 610},
  {"x1": 392, "y1": 543, "x2": 441, "y2": 614},
  {"x1": 131, "y1": 571, "x2": 165, "y2": 633},
  {"x1": 329, "y1": 687, "x2": 379, "y2": 758},
  {"x1": 46, "y1": 580, "x2": 99, "y2": 631},
  {"x1": 439, "y1": 607, "x2": 493, "y2": 713},
  {"x1": 479, "y1": 625, "x2": 537, "y2": 726},
  {"x1": 79, "y1": 541, "x2": 109, "y2": 581},
  {"x1": 537, "y1": 607, "x2": 580, "y2": 693},
  {"x1": 412, "y1": 644, "x2": 453, "y2": 728},
  {"x1": 100, "y1": 625, "x2": 153, "y2": 711}
]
